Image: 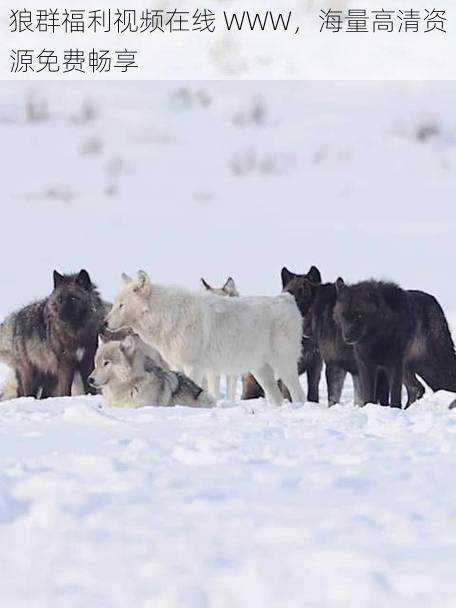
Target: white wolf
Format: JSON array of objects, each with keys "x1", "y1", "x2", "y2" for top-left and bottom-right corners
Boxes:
[
  {"x1": 106, "y1": 271, "x2": 305, "y2": 406},
  {"x1": 201, "y1": 276, "x2": 239, "y2": 401},
  {"x1": 90, "y1": 334, "x2": 215, "y2": 408}
]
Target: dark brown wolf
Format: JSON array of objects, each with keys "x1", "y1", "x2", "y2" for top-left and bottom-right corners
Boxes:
[
  {"x1": 1, "y1": 269, "x2": 106, "y2": 398},
  {"x1": 242, "y1": 265, "x2": 323, "y2": 402}
]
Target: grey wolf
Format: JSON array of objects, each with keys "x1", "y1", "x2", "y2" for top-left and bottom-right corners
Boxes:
[
  {"x1": 0, "y1": 269, "x2": 106, "y2": 398},
  {"x1": 90, "y1": 334, "x2": 215, "y2": 408},
  {"x1": 106, "y1": 271, "x2": 305, "y2": 406},
  {"x1": 201, "y1": 276, "x2": 239, "y2": 400},
  {"x1": 242, "y1": 265, "x2": 322, "y2": 402}
]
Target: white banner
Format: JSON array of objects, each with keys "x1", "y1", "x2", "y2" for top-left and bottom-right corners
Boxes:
[{"x1": 1, "y1": 0, "x2": 455, "y2": 80}]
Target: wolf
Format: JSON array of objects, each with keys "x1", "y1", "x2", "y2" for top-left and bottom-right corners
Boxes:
[
  {"x1": 201, "y1": 276, "x2": 239, "y2": 400},
  {"x1": 89, "y1": 334, "x2": 215, "y2": 408},
  {"x1": 242, "y1": 266, "x2": 322, "y2": 403},
  {"x1": 334, "y1": 278, "x2": 456, "y2": 408},
  {"x1": 106, "y1": 271, "x2": 305, "y2": 406},
  {"x1": 201, "y1": 276, "x2": 239, "y2": 298},
  {"x1": 282, "y1": 271, "x2": 425, "y2": 407},
  {"x1": 333, "y1": 279, "x2": 414, "y2": 408},
  {"x1": 0, "y1": 269, "x2": 106, "y2": 398}
]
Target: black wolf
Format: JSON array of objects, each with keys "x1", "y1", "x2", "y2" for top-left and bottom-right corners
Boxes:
[
  {"x1": 242, "y1": 265, "x2": 323, "y2": 402},
  {"x1": 334, "y1": 279, "x2": 456, "y2": 408},
  {"x1": 282, "y1": 272, "x2": 426, "y2": 408},
  {"x1": 333, "y1": 279, "x2": 414, "y2": 408},
  {"x1": 282, "y1": 273, "x2": 363, "y2": 406},
  {"x1": 3, "y1": 269, "x2": 106, "y2": 398}
]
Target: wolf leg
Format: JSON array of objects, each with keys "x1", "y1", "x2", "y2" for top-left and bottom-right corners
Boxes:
[
  {"x1": 278, "y1": 379, "x2": 292, "y2": 401},
  {"x1": 252, "y1": 365, "x2": 283, "y2": 406},
  {"x1": 16, "y1": 365, "x2": 40, "y2": 398},
  {"x1": 40, "y1": 374, "x2": 57, "y2": 399},
  {"x1": 206, "y1": 373, "x2": 221, "y2": 400},
  {"x1": 276, "y1": 367, "x2": 305, "y2": 403},
  {"x1": 387, "y1": 363, "x2": 403, "y2": 409},
  {"x1": 306, "y1": 354, "x2": 322, "y2": 403},
  {"x1": 241, "y1": 373, "x2": 264, "y2": 399},
  {"x1": 325, "y1": 364, "x2": 347, "y2": 407},
  {"x1": 55, "y1": 364, "x2": 75, "y2": 397},
  {"x1": 226, "y1": 375, "x2": 237, "y2": 401},
  {"x1": 404, "y1": 368, "x2": 425, "y2": 409},
  {"x1": 352, "y1": 374, "x2": 363, "y2": 406},
  {"x1": 356, "y1": 358, "x2": 377, "y2": 405},
  {"x1": 375, "y1": 370, "x2": 390, "y2": 406}
]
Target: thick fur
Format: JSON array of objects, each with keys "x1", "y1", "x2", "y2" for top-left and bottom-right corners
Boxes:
[
  {"x1": 285, "y1": 275, "x2": 425, "y2": 408},
  {"x1": 242, "y1": 266, "x2": 323, "y2": 403},
  {"x1": 400, "y1": 290, "x2": 456, "y2": 397},
  {"x1": 107, "y1": 271, "x2": 305, "y2": 406},
  {"x1": 201, "y1": 276, "x2": 239, "y2": 400},
  {"x1": 334, "y1": 280, "x2": 414, "y2": 408},
  {"x1": 90, "y1": 334, "x2": 215, "y2": 408},
  {"x1": 0, "y1": 270, "x2": 106, "y2": 398},
  {"x1": 334, "y1": 279, "x2": 456, "y2": 408},
  {"x1": 286, "y1": 277, "x2": 363, "y2": 406}
]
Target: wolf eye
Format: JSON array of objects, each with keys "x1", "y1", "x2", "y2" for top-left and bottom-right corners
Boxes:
[
  {"x1": 118, "y1": 303, "x2": 125, "y2": 309},
  {"x1": 103, "y1": 361, "x2": 110, "y2": 367}
]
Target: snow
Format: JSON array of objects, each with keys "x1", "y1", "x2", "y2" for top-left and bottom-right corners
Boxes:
[
  {"x1": 2, "y1": 81, "x2": 456, "y2": 605},
  {"x1": 1, "y1": 384, "x2": 456, "y2": 607},
  {"x1": 2, "y1": 81, "x2": 456, "y2": 311}
]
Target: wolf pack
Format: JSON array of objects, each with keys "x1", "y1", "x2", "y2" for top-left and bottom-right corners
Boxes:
[{"x1": 1, "y1": 264, "x2": 456, "y2": 411}]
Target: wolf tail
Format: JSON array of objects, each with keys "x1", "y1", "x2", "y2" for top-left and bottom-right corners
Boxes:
[{"x1": 408, "y1": 290, "x2": 456, "y2": 393}]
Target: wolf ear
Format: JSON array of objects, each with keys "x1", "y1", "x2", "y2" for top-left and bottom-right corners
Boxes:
[
  {"x1": 335, "y1": 277, "x2": 346, "y2": 294},
  {"x1": 121, "y1": 272, "x2": 133, "y2": 284},
  {"x1": 53, "y1": 270, "x2": 65, "y2": 288},
  {"x1": 135, "y1": 270, "x2": 151, "y2": 293},
  {"x1": 281, "y1": 267, "x2": 295, "y2": 288},
  {"x1": 201, "y1": 278, "x2": 212, "y2": 291},
  {"x1": 120, "y1": 334, "x2": 136, "y2": 357},
  {"x1": 307, "y1": 266, "x2": 322, "y2": 285},
  {"x1": 76, "y1": 269, "x2": 92, "y2": 290},
  {"x1": 223, "y1": 277, "x2": 238, "y2": 296}
]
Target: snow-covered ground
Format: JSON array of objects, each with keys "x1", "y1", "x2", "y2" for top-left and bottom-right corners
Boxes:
[
  {"x1": 1, "y1": 383, "x2": 456, "y2": 608},
  {"x1": 2, "y1": 81, "x2": 456, "y2": 606}
]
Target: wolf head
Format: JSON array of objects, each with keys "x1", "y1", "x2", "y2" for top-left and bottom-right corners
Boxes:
[
  {"x1": 89, "y1": 334, "x2": 136, "y2": 388},
  {"x1": 107, "y1": 271, "x2": 151, "y2": 332},
  {"x1": 333, "y1": 278, "x2": 381, "y2": 345},
  {"x1": 48, "y1": 269, "x2": 95, "y2": 328},
  {"x1": 280, "y1": 265, "x2": 321, "y2": 317},
  {"x1": 201, "y1": 276, "x2": 239, "y2": 297}
]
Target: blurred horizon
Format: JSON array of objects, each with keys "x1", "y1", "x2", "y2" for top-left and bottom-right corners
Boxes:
[{"x1": 1, "y1": 80, "x2": 456, "y2": 313}]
